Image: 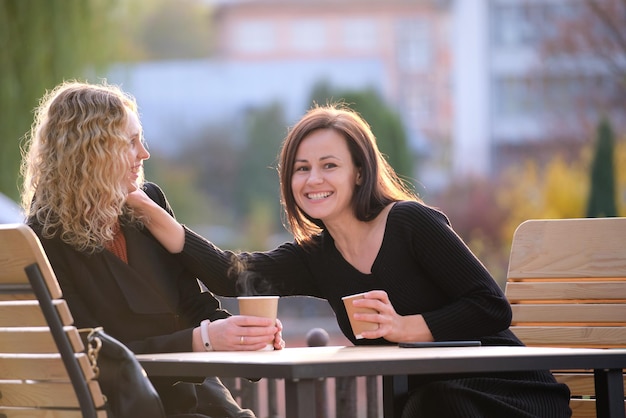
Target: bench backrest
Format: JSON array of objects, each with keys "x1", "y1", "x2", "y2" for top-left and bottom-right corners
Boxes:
[
  {"x1": 0, "y1": 223, "x2": 108, "y2": 418},
  {"x1": 505, "y1": 217, "x2": 626, "y2": 418}
]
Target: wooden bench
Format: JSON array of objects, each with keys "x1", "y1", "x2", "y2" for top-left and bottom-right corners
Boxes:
[
  {"x1": 0, "y1": 223, "x2": 108, "y2": 417},
  {"x1": 505, "y1": 217, "x2": 626, "y2": 418}
]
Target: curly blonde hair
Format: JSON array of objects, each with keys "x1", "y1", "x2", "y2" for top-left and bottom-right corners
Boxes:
[{"x1": 20, "y1": 80, "x2": 144, "y2": 253}]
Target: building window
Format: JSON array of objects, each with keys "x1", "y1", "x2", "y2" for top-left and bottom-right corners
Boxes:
[
  {"x1": 341, "y1": 18, "x2": 378, "y2": 52},
  {"x1": 289, "y1": 19, "x2": 326, "y2": 52},
  {"x1": 396, "y1": 18, "x2": 431, "y2": 72},
  {"x1": 493, "y1": 76, "x2": 539, "y2": 118},
  {"x1": 491, "y1": 2, "x2": 575, "y2": 49},
  {"x1": 404, "y1": 80, "x2": 432, "y2": 125},
  {"x1": 233, "y1": 20, "x2": 276, "y2": 54},
  {"x1": 491, "y1": 4, "x2": 535, "y2": 48}
]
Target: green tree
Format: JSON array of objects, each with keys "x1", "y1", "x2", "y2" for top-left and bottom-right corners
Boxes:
[
  {"x1": 586, "y1": 117, "x2": 617, "y2": 217},
  {"x1": 617, "y1": 139, "x2": 626, "y2": 216},
  {"x1": 0, "y1": 0, "x2": 215, "y2": 202},
  {"x1": 309, "y1": 81, "x2": 415, "y2": 186},
  {"x1": 134, "y1": 0, "x2": 214, "y2": 60},
  {"x1": 497, "y1": 155, "x2": 588, "y2": 244},
  {"x1": 0, "y1": 0, "x2": 120, "y2": 200},
  {"x1": 144, "y1": 154, "x2": 233, "y2": 229},
  {"x1": 234, "y1": 103, "x2": 287, "y2": 235}
]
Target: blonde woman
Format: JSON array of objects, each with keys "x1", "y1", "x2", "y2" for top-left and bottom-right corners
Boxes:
[{"x1": 20, "y1": 80, "x2": 283, "y2": 418}]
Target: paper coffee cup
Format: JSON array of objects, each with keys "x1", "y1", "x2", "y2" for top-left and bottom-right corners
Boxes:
[
  {"x1": 238, "y1": 296, "x2": 279, "y2": 350},
  {"x1": 342, "y1": 292, "x2": 378, "y2": 339}
]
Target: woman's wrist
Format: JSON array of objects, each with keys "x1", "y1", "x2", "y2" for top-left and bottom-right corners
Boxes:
[
  {"x1": 192, "y1": 326, "x2": 205, "y2": 352},
  {"x1": 396, "y1": 314, "x2": 434, "y2": 343}
]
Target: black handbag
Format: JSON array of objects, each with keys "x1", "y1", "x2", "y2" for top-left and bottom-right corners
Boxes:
[{"x1": 81, "y1": 327, "x2": 167, "y2": 418}]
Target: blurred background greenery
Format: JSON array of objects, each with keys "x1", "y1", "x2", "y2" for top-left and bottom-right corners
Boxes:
[{"x1": 1, "y1": 0, "x2": 624, "y2": 294}]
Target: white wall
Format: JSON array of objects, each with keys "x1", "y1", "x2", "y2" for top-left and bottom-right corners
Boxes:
[{"x1": 451, "y1": 0, "x2": 490, "y2": 177}]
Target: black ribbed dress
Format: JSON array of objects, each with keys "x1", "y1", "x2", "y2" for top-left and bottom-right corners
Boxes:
[{"x1": 180, "y1": 200, "x2": 572, "y2": 418}]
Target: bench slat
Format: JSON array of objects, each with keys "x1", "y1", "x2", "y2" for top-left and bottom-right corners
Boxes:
[
  {"x1": 554, "y1": 373, "x2": 626, "y2": 396},
  {"x1": 505, "y1": 281, "x2": 626, "y2": 301},
  {"x1": 568, "y1": 399, "x2": 610, "y2": 418},
  {"x1": 511, "y1": 304, "x2": 626, "y2": 325},
  {"x1": 0, "y1": 226, "x2": 63, "y2": 299},
  {"x1": 507, "y1": 218, "x2": 626, "y2": 279},
  {"x1": 0, "y1": 408, "x2": 108, "y2": 418},
  {"x1": 510, "y1": 326, "x2": 626, "y2": 347},
  {"x1": 0, "y1": 300, "x2": 73, "y2": 327},
  {"x1": 0, "y1": 326, "x2": 84, "y2": 353},
  {"x1": 0, "y1": 354, "x2": 95, "y2": 381},
  {"x1": 0, "y1": 380, "x2": 106, "y2": 408}
]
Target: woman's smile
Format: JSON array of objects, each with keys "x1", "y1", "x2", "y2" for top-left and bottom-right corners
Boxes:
[{"x1": 306, "y1": 191, "x2": 333, "y2": 200}]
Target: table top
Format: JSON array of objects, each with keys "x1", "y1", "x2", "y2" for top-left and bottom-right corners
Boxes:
[{"x1": 136, "y1": 345, "x2": 626, "y2": 380}]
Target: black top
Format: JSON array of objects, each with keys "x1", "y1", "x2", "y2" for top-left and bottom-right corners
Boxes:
[
  {"x1": 181, "y1": 200, "x2": 519, "y2": 346},
  {"x1": 29, "y1": 182, "x2": 251, "y2": 415},
  {"x1": 29, "y1": 182, "x2": 230, "y2": 354},
  {"x1": 179, "y1": 199, "x2": 572, "y2": 416}
]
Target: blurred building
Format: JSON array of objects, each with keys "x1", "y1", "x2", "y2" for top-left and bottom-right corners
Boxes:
[
  {"x1": 211, "y1": 0, "x2": 453, "y2": 188},
  {"x1": 108, "y1": 57, "x2": 387, "y2": 150},
  {"x1": 109, "y1": 0, "x2": 619, "y2": 190},
  {"x1": 109, "y1": 0, "x2": 453, "y2": 190},
  {"x1": 456, "y1": 0, "x2": 624, "y2": 177}
]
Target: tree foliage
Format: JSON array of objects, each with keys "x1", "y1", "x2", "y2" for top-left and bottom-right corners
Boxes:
[
  {"x1": 127, "y1": 0, "x2": 214, "y2": 61},
  {"x1": 430, "y1": 177, "x2": 510, "y2": 286},
  {"x1": 617, "y1": 140, "x2": 626, "y2": 212},
  {"x1": 431, "y1": 136, "x2": 625, "y2": 286},
  {"x1": 0, "y1": 0, "x2": 216, "y2": 202},
  {"x1": 541, "y1": 0, "x2": 626, "y2": 91},
  {"x1": 233, "y1": 103, "x2": 287, "y2": 231},
  {"x1": 0, "y1": 0, "x2": 121, "y2": 200},
  {"x1": 168, "y1": 103, "x2": 288, "y2": 247},
  {"x1": 497, "y1": 155, "x2": 588, "y2": 244},
  {"x1": 586, "y1": 117, "x2": 617, "y2": 217},
  {"x1": 535, "y1": 0, "x2": 626, "y2": 133},
  {"x1": 432, "y1": 150, "x2": 593, "y2": 285}
]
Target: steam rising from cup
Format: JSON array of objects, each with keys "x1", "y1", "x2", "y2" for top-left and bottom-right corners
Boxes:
[{"x1": 229, "y1": 254, "x2": 276, "y2": 296}]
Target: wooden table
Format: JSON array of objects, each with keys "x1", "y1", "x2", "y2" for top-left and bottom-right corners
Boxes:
[{"x1": 136, "y1": 345, "x2": 626, "y2": 418}]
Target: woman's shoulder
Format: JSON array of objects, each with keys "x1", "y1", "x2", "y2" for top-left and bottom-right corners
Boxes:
[
  {"x1": 390, "y1": 200, "x2": 448, "y2": 220},
  {"x1": 26, "y1": 219, "x2": 56, "y2": 244},
  {"x1": 386, "y1": 201, "x2": 452, "y2": 234},
  {"x1": 26, "y1": 220, "x2": 75, "y2": 259}
]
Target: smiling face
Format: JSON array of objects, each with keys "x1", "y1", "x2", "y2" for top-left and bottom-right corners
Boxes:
[
  {"x1": 291, "y1": 128, "x2": 361, "y2": 225},
  {"x1": 123, "y1": 108, "x2": 150, "y2": 193}
]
